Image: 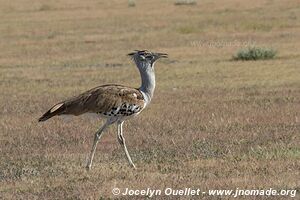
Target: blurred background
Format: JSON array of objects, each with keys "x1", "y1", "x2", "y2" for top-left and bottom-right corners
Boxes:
[{"x1": 0, "y1": 0, "x2": 299, "y2": 199}]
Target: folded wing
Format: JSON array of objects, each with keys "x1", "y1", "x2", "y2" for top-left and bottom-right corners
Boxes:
[{"x1": 38, "y1": 84, "x2": 145, "y2": 122}]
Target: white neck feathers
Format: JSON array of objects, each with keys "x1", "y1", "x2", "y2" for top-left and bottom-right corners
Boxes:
[{"x1": 137, "y1": 63, "x2": 156, "y2": 106}]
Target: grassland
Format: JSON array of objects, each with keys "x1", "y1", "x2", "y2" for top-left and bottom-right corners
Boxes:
[{"x1": 0, "y1": 0, "x2": 299, "y2": 199}]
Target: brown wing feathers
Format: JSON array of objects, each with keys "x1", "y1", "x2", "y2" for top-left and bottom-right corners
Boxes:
[
  {"x1": 38, "y1": 85, "x2": 145, "y2": 122},
  {"x1": 38, "y1": 102, "x2": 65, "y2": 122}
]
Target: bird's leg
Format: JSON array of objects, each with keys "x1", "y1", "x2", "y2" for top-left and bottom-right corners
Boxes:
[
  {"x1": 117, "y1": 121, "x2": 136, "y2": 169},
  {"x1": 86, "y1": 121, "x2": 109, "y2": 170}
]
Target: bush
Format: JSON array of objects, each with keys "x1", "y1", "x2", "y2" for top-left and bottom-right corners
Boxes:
[
  {"x1": 233, "y1": 47, "x2": 277, "y2": 61},
  {"x1": 128, "y1": 0, "x2": 135, "y2": 7},
  {"x1": 174, "y1": 0, "x2": 197, "y2": 6}
]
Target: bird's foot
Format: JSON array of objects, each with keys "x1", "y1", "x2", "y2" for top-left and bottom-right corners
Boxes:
[
  {"x1": 131, "y1": 163, "x2": 137, "y2": 169},
  {"x1": 85, "y1": 164, "x2": 92, "y2": 171}
]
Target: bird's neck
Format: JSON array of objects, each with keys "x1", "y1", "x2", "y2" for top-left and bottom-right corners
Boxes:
[{"x1": 138, "y1": 64, "x2": 155, "y2": 105}]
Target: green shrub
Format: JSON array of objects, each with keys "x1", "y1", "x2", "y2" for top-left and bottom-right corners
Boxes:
[
  {"x1": 128, "y1": 0, "x2": 136, "y2": 7},
  {"x1": 233, "y1": 47, "x2": 277, "y2": 61},
  {"x1": 174, "y1": 0, "x2": 197, "y2": 6}
]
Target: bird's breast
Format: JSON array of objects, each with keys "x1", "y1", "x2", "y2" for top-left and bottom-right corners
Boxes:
[{"x1": 96, "y1": 103, "x2": 144, "y2": 118}]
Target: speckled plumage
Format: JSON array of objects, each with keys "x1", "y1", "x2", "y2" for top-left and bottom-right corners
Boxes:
[
  {"x1": 39, "y1": 84, "x2": 145, "y2": 122},
  {"x1": 38, "y1": 50, "x2": 167, "y2": 170}
]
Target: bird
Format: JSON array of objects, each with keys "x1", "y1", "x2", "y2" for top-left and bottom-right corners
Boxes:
[{"x1": 38, "y1": 50, "x2": 167, "y2": 170}]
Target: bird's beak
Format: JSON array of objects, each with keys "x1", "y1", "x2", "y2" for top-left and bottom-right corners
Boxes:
[
  {"x1": 128, "y1": 52, "x2": 135, "y2": 56},
  {"x1": 156, "y1": 52, "x2": 168, "y2": 58}
]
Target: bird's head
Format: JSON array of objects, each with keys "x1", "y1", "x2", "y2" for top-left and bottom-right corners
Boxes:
[{"x1": 128, "y1": 50, "x2": 167, "y2": 70}]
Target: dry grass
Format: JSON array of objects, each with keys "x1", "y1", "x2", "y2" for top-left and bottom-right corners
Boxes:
[{"x1": 0, "y1": 0, "x2": 299, "y2": 199}]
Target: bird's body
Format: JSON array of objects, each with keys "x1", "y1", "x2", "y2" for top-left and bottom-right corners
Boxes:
[
  {"x1": 39, "y1": 84, "x2": 145, "y2": 121},
  {"x1": 39, "y1": 50, "x2": 167, "y2": 170}
]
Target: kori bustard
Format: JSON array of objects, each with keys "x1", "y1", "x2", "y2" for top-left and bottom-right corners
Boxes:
[{"x1": 38, "y1": 50, "x2": 167, "y2": 170}]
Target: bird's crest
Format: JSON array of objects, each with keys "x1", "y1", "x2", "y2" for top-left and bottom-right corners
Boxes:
[
  {"x1": 128, "y1": 50, "x2": 151, "y2": 58},
  {"x1": 128, "y1": 50, "x2": 167, "y2": 61}
]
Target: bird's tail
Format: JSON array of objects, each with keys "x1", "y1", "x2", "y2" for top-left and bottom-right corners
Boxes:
[{"x1": 38, "y1": 102, "x2": 66, "y2": 122}]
